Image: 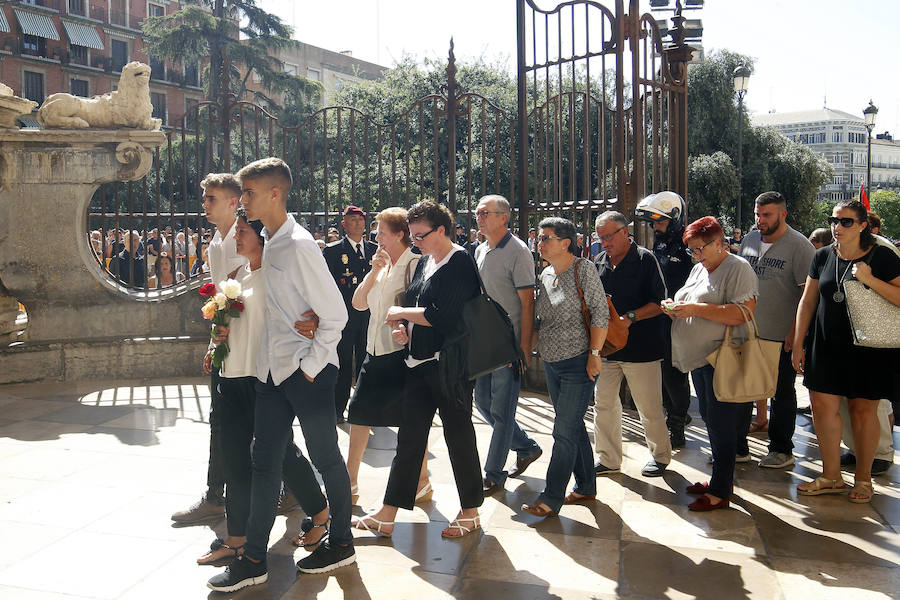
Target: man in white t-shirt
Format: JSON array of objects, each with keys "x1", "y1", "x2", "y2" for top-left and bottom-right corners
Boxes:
[{"x1": 171, "y1": 173, "x2": 248, "y2": 524}]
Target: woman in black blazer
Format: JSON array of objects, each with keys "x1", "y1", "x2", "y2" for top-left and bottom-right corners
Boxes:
[{"x1": 351, "y1": 200, "x2": 484, "y2": 539}]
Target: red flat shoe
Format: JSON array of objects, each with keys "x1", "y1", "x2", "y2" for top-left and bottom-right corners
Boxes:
[
  {"x1": 688, "y1": 495, "x2": 729, "y2": 511},
  {"x1": 686, "y1": 482, "x2": 709, "y2": 495},
  {"x1": 521, "y1": 502, "x2": 557, "y2": 518},
  {"x1": 563, "y1": 492, "x2": 597, "y2": 505}
]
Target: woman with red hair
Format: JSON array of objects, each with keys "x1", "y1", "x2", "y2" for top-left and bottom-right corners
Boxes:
[{"x1": 665, "y1": 217, "x2": 759, "y2": 511}]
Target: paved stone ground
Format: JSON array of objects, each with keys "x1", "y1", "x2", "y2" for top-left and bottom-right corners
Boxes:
[{"x1": 0, "y1": 377, "x2": 897, "y2": 599}]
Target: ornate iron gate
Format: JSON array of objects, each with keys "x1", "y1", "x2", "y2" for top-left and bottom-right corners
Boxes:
[
  {"x1": 515, "y1": 0, "x2": 692, "y2": 239},
  {"x1": 88, "y1": 0, "x2": 690, "y2": 292}
]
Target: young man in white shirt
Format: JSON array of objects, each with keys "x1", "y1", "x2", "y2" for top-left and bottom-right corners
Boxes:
[
  {"x1": 208, "y1": 158, "x2": 353, "y2": 592},
  {"x1": 171, "y1": 173, "x2": 246, "y2": 524}
]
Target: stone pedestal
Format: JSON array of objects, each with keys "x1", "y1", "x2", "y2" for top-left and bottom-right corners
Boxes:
[{"x1": 0, "y1": 129, "x2": 208, "y2": 384}]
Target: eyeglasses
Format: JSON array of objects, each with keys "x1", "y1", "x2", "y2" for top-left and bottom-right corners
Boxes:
[
  {"x1": 537, "y1": 234, "x2": 561, "y2": 243},
  {"x1": 410, "y1": 226, "x2": 438, "y2": 242},
  {"x1": 598, "y1": 226, "x2": 626, "y2": 243},
  {"x1": 475, "y1": 209, "x2": 503, "y2": 218},
  {"x1": 686, "y1": 239, "x2": 716, "y2": 257},
  {"x1": 827, "y1": 216, "x2": 857, "y2": 228}
]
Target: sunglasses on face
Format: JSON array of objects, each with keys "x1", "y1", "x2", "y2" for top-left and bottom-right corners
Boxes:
[
  {"x1": 827, "y1": 216, "x2": 857, "y2": 228},
  {"x1": 537, "y1": 234, "x2": 561, "y2": 243}
]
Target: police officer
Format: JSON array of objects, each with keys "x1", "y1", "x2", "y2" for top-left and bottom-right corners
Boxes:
[
  {"x1": 635, "y1": 191, "x2": 694, "y2": 447},
  {"x1": 323, "y1": 206, "x2": 377, "y2": 422}
]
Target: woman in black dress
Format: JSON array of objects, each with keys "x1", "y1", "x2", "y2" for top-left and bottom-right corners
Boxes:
[
  {"x1": 352, "y1": 200, "x2": 483, "y2": 539},
  {"x1": 793, "y1": 200, "x2": 900, "y2": 503}
]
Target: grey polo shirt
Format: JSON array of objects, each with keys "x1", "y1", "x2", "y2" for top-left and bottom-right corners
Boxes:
[{"x1": 474, "y1": 231, "x2": 535, "y2": 342}]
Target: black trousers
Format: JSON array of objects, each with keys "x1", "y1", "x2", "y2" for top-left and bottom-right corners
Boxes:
[
  {"x1": 384, "y1": 361, "x2": 483, "y2": 511},
  {"x1": 661, "y1": 327, "x2": 691, "y2": 432},
  {"x1": 736, "y1": 345, "x2": 797, "y2": 455},
  {"x1": 217, "y1": 375, "x2": 327, "y2": 536},
  {"x1": 334, "y1": 324, "x2": 368, "y2": 417},
  {"x1": 206, "y1": 368, "x2": 226, "y2": 505}
]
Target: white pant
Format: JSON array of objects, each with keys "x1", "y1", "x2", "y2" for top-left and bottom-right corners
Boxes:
[
  {"x1": 593, "y1": 359, "x2": 672, "y2": 468},
  {"x1": 840, "y1": 398, "x2": 894, "y2": 461}
]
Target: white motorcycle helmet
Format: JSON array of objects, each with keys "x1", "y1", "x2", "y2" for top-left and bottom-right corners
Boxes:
[{"x1": 635, "y1": 191, "x2": 685, "y2": 230}]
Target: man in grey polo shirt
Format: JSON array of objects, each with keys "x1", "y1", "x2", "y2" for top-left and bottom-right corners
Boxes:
[
  {"x1": 739, "y1": 191, "x2": 816, "y2": 468},
  {"x1": 474, "y1": 194, "x2": 543, "y2": 496}
]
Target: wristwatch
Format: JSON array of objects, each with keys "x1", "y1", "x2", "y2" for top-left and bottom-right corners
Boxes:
[
  {"x1": 626, "y1": 311, "x2": 637, "y2": 322},
  {"x1": 590, "y1": 348, "x2": 601, "y2": 356}
]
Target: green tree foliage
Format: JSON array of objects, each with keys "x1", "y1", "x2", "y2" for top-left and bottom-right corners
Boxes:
[
  {"x1": 141, "y1": 0, "x2": 321, "y2": 120},
  {"x1": 867, "y1": 190, "x2": 900, "y2": 239},
  {"x1": 688, "y1": 152, "x2": 739, "y2": 224},
  {"x1": 687, "y1": 50, "x2": 832, "y2": 233}
]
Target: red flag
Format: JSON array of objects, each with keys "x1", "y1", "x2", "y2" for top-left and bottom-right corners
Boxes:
[{"x1": 860, "y1": 184, "x2": 870, "y2": 210}]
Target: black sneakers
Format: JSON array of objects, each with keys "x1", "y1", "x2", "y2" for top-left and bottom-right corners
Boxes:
[
  {"x1": 296, "y1": 541, "x2": 356, "y2": 574},
  {"x1": 207, "y1": 555, "x2": 267, "y2": 592}
]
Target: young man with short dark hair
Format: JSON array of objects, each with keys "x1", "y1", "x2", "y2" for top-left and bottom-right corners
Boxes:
[{"x1": 207, "y1": 158, "x2": 354, "y2": 592}]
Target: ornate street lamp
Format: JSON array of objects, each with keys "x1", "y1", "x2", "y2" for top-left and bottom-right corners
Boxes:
[
  {"x1": 733, "y1": 64, "x2": 751, "y2": 229},
  {"x1": 864, "y1": 100, "x2": 878, "y2": 193}
]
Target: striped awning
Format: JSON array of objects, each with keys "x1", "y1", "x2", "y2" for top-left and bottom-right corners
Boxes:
[
  {"x1": 0, "y1": 8, "x2": 10, "y2": 34},
  {"x1": 61, "y1": 20, "x2": 104, "y2": 50},
  {"x1": 14, "y1": 9, "x2": 59, "y2": 40}
]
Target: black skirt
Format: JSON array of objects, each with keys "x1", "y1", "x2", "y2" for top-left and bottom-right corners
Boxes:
[{"x1": 347, "y1": 350, "x2": 407, "y2": 426}]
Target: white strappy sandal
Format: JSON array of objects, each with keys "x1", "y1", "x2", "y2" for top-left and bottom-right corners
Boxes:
[
  {"x1": 441, "y1": 514, "x2": 481, "y2": 539},
  {"x1": 352, "y1": 514, "x2": 394, "y2": 538},
  {"x1": 414, "y1": 482, "x2": 433, "y2": 503}
]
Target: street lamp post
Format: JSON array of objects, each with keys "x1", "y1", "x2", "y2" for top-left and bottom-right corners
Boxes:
[
  {"x1": 733, "y1": 65, "x2": 751, "y2": 230},
  {"x1": 864, "y1": 100, "x2": 878, "y2": 194}
]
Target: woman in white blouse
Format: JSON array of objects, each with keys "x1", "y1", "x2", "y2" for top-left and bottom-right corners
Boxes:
[{"x1": 345, "y1": 207, "x2": 432, "y2": 506}]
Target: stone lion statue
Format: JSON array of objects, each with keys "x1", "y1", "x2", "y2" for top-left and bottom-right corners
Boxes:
[{"x1": 37, "y1": 62, "x2": 162, "y2": 130}]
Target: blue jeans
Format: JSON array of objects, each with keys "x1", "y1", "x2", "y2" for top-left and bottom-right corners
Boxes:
[
  {"x1": 243, "y1": 365, "x2": 351, "y2": 561},
  {"x1": 474, "y1": 365, "x2": 541, "y2": 485},
  {"x1": 539, "y1": 353, "x2": 597, "y2": 513},
  {"x1": 692, "y1": 365, "x2": 749, "y2": 499}
]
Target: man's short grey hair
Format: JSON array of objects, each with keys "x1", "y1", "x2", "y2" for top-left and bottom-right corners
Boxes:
[
  {"x1": 595, "y1": 210, "x2": 628, "y2": 229},
  {"x1": 479, "y1": 194, "x2": 511, "y2": 216}
]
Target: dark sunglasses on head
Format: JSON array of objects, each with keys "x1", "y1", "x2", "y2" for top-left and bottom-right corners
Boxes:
[{"x1": 827, "y1": 216, "x2": 857, "y2": 228}]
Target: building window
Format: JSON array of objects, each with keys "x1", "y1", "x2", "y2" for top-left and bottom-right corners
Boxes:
[
  {"x1": 23, "y1": 71, "x2": 44, "y2": 104},
  {"x1": 70, "y1": 78, "x2": 89, "y2": 97},
  {"x1": 833, "y1": 131, "x2": 842, "y2": 143},
  {"x1": 151, "y1": 92, "x2": 167, "y2": 126},
  {"x1": 111, "y1": 39, "x2": 128, "y2": 72},
  {"x1": 149, "y1": 56, "x2": 165, "y2": 80},
  {"x1": 833, "y1": 175, "x2": 843, "y2": 185},
  {"x1": 70, "y1": 45, "x2": 88, "y2": 66},
  {"x1": 184, "y1": 97, "x2": 199, "y2": 128},
  {"x1": 148, "y1": 3, "x2": 165, "y2": 17},
  {"x1": 68, "y1": 0, "x2": 86, "y2": 16},
  {"x1": 184, "y1": 62, "x2": 199, "y2": 87},
  {"x1": 284, "y1": 62, "x2": 298, "y2": 76},
  {"x1": 307, "y1": 67, "x2": 320, "y2": 82},
  {"x1": 21, "y1": 34, "x2": 47, "y2": 58}
]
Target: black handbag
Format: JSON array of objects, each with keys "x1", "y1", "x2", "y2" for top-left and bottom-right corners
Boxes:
[{"x1": 440, "y1": 253, "x2": 525, "y2": 383}]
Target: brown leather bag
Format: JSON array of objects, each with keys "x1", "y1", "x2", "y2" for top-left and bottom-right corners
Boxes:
[{"x1": 573, "y1": 258, "x2": 628, "y2": 356}]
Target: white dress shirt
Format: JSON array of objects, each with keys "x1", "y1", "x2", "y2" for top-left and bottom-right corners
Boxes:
[
  {"x1": 208, "y1": 220, "x2": 248, "y2": 289},
  {"x1": 364, "y1": 247, "x2": 420, "y2": 356},
  {"x1": 257, "y1": 215, "x2": 348, "y2": 385}
]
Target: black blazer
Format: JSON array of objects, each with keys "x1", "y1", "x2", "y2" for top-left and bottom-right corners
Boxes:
[
  {"x1": 405, "y1": 250, "x2": 480, "y2": 360},
  {"x1": 323, "y1": 236, "x2": 377, "y2": 329}
]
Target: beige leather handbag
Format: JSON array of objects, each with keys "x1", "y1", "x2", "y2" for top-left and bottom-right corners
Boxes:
[{"x1": 705, "y1": 304, "x2": 782, "y2": 403}]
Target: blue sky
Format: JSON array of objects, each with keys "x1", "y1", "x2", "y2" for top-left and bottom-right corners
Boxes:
[{"x1": 259, "y1": 0, "x2": 899, "y2": 134}]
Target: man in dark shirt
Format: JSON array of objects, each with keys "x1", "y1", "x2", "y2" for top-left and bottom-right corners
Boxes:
[
  {"x1": 322, "y1": 206, "x2": 377, "y2": 422},
  {"x1": 112, "y1": 230, "x2": 146, "y2": 287},
  {"x1": 592, "y1": 211, "x2": 672, "y2": 477},
  {"x1": 636, "y1": 191, "x2": 694, "y2": 448}
]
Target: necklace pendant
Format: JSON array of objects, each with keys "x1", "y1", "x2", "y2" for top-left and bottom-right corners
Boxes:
[{"x1": 832, "y1": 290, "x2": 845, "y2": 303}]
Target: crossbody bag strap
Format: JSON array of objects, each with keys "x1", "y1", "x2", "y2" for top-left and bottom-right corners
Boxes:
[{"x1": 573, "y1": 258, "x2": 592, "y2": 335}]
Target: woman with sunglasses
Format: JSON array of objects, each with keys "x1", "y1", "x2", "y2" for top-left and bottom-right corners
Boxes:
[
  {"x1": 520, "y1": 217, "x2": 609, "y2": 518},
  {"x1": 665, "y1": 216, "x2": 758, "y2": 511},
  {"x1": 792, "y1": 200, "x2": 900, "y2": 503},
  {"x1": 352, "y1": 199, "x2": 484, "y2": 539}
]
